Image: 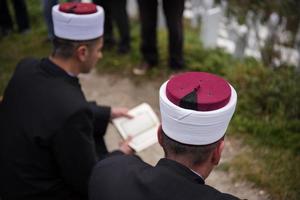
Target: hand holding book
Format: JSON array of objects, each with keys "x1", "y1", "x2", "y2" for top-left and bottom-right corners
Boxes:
[
  {"x1": 111, "y1": 107, "x2": 133, "y2": 119},
  {"x1": 112, "y1": 103, "x2": 160, "y2": 152}
]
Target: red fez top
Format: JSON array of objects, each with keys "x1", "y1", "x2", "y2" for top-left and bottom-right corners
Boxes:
[
  {"x1": 166, "y1": 72, "x2": 231, "y2": 111},
  {"x1": 59, "y1": 2, "x2": 97, "y2": 14}
]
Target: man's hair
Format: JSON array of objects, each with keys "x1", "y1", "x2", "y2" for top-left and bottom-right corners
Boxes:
[
  {"x1": 52, "y1": 37, "x2": 100, "y2": 59},
  {"x1": 161, "y1": 130, "x2": 222, "y2": 165}
]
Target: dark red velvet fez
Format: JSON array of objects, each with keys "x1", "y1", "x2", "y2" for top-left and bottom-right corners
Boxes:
[
  {"x1": 59, "y1": 2, "x2": 97, "y2": 14},
  {"x1": 166, "y1": 72, "x2": 231, "y2": 111}
]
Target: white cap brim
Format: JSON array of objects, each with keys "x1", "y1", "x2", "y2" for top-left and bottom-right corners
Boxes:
[
  {"x1": 159, "y1": 81, "x2": 237, "y2": 145},
  {"x1": 52, "y1": 5, "x2": 104, "y2": 40}
]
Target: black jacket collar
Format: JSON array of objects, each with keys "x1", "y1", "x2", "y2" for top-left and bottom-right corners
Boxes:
[
  {"x1": 156, "y1": 158, "x2": 205, "y2": 184},
  {"x1": 40, "y1": 58, "x2": 79, "y2": 86}
]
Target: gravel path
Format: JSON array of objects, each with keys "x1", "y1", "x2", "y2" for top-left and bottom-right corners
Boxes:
[{"x1": 80, "y1": 71, "x2": 270, "y2": 200}]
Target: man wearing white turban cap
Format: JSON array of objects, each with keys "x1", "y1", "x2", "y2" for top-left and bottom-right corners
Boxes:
[
  {"x1": 0, "y1": 2, "x2": 133, "y2": 200},
  {"x1": 89, "y1": 72, "x2": 239, "y2": 200}
]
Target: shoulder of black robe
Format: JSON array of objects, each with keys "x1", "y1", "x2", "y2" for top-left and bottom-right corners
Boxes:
[{"x1": 89, "y1": 155, "x2": 240, "y2": 200}]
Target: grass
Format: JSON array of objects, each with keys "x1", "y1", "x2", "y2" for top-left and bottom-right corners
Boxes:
[
  {"x1": 0, "y1": 1, "x2": 299, "y2": 199},
  {"x1": 231, "y1": 136, "x2": 300, "y2": 199},
  {"x1": 0, "y1": 0, "x2": 52, "y2": 94}
]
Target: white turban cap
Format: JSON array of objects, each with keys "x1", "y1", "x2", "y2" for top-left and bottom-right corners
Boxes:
[
  {"x1": 159, "y1": 72, "x2": 237, "y2": 145},
  {"x1": 52, "y1": 3, "x2": 104, "y2": 40}
]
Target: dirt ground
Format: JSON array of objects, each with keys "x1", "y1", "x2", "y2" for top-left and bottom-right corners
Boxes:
[{"x1": 80, "y1": 70, "x2": 270, "y2": 200}]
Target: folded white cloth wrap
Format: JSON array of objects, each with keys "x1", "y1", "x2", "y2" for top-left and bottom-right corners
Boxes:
[
  {"x1": 159, "y1": 81, "x2": 237, "y2": 145},
  {"x1": 52, "y1": 5, "x2": 104, "y2": 40}
]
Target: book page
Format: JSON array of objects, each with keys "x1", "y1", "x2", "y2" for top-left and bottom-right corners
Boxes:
[{"x1": 112, "y1": 103, "x2": 160, "y2": 152}]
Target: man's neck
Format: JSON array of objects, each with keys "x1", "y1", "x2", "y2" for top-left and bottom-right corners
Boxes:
[
  {"x1": 49, "y1": 55, "x2": 80, "y2": 76},
  {"x1": 189, "y1": 163, "x2": 214, "y2": 180},
  {"x1": 166, "y1": 155, "x2": 213, "y2": 180}
]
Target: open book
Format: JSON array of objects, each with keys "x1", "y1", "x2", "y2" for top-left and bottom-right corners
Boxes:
[{"x1": 112, "y1": 103, "x2": 160, "y2": 152}]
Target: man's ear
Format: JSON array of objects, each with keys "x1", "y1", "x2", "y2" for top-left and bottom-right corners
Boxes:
[
  {"x1": 211, "y1": 139, "x2": 225, "y2": 165},
  {"x1": 76, "y1": 45, "x2": 89, "y2": 62},
  {"x1": 157, "y1": 125, "x2": 163, "y2": 147}
]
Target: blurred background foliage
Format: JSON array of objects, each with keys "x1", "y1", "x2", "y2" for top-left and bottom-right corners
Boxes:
[
  {"x1": 217, "y1": 0, "x2": 300, "y2": 68},
  {"x1": 220, "y1": 0, "x2": 300, "y2": 36}
]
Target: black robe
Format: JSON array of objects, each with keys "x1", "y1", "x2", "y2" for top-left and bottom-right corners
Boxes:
[
  {"x1": 0, "y1": 58, "x2": 111, "y2": 200},
  {"x1": 89, "y1": 154, "x2": 240, "y2": 200}
]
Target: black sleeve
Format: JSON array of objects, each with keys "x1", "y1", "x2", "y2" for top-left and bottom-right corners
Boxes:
[
  {"x1": 89, "y1": 154, "x2": 144, "y2": 200},
  {"x1": 220, "y1": 193, "x2": 241, "y2": 200},
  {"x1": 88, "y1": 102, "x2": 111, "y2": 138},
  {"x1": 52, "y1": 109, "x2": 98, "y2": 197},
  {"x1": 103, "y1": 151, "x2": 142, "y2": 160}
]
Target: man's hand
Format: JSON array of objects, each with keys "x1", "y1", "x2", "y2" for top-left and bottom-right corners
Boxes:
[
  {"x1": 111, "y1": 107, "x2": 133, "y2": 119},
  {"x1": 119, "y1": 136, "x2": 134, "y2": 155}
]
